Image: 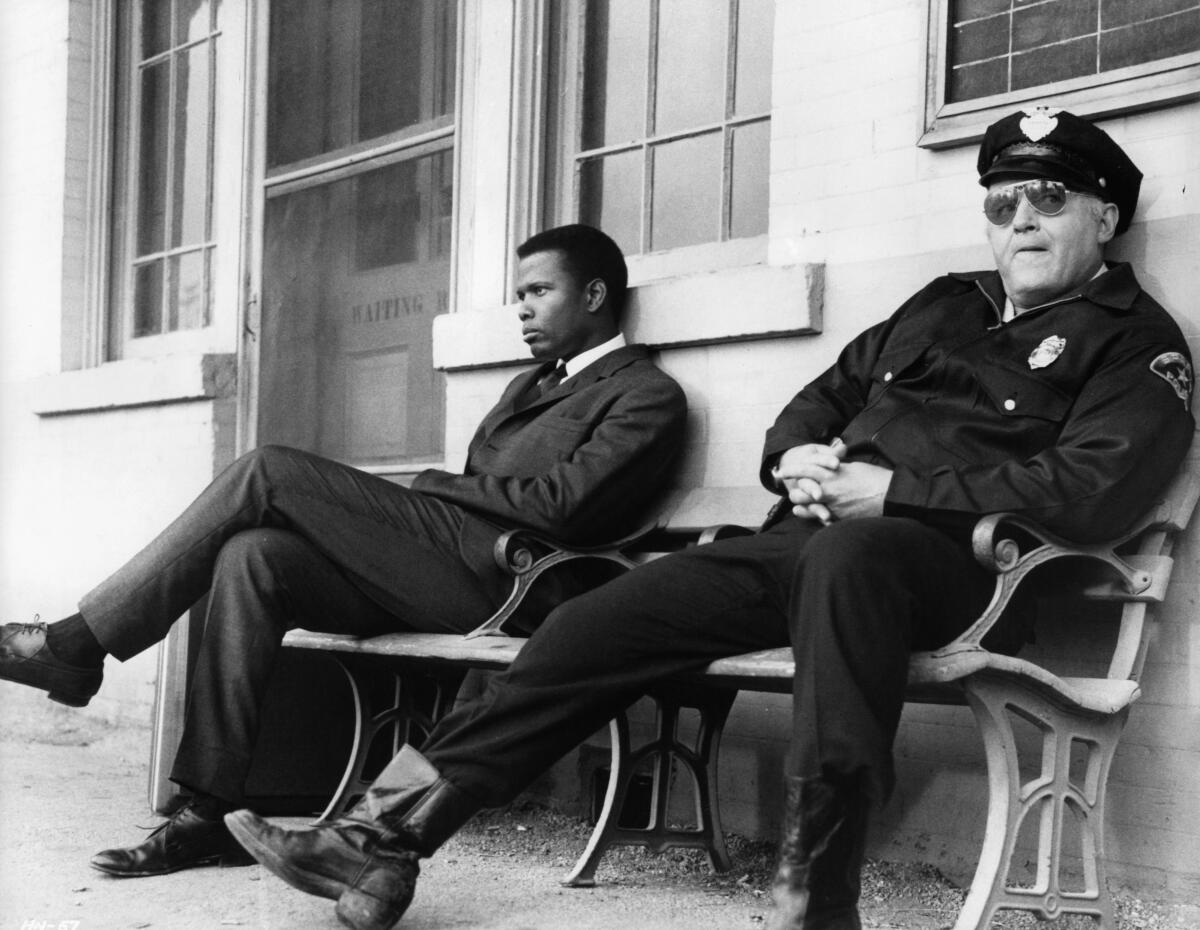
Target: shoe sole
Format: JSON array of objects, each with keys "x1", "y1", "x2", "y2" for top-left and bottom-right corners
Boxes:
[
  {"x1": 90, "y1": 854, "x2": 221, "y2": 878},
  {"x1": 0, "y1": 663, "x2": 99, "y2": 707},
  {"x1": 224, "y1": 814, "x2": 346, "y2": 901},
  {"x1": 89, "y1": 848, "x2": 253, "y2": 878}
]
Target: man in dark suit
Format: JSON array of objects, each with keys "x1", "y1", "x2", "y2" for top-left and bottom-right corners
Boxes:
[{"x1": 0, "y1": 224, "x2": 687, "y2": 879}]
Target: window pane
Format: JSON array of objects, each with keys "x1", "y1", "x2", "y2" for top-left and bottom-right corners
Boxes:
[
  {"x1": 268, "y1": 0, "x2": 457, "y2": 169},
  {"x1": 655, "y1": 0, "x2": 726, "y2": 136},
  {"x1": 359, "y1": 0, "x2": 425, "y2": 139},
  {"x1": 1103, "y1": 9, "x2": 1200, "y2": 70},
  {"x1": 650, "y1": 133, "x2": 721, "y2": 250},
  {"x1": 178, "y1": 0, "x2": 212, "y2": 45},
  {"x1": 137, "y1": 61, "x2": 170, "y2": 255},
  {"x1": 582, "y1": 0, "x2": 650, "y2": 149},
  {"x1": 142, "y1": 0, "x2": 172, "y2": 58},
  {"x1": 432, "y1": 148, "x2": 454, "y2": 259},
  {"x1": 580, "y1": 151, "x2": 643, "y2": 255},
  {"x1": 356, "y1": 161, "x2": 420, "y2": 270},
  {"x1": 168, "y1": 250, "x2": 209, "y2": 330},
  {"x1": 735, "y1": 0, "x2": 774, "y2": 115},
  {"x1": 172, "y1": 43, "x2": 212, "y2": 248},
  {"x1": 1013, "y1": 0, "x2": 1098, "y2": 54},
  {"x1": 1013, "y1": 34, "x2": 1096, "y2": 90},
  {"x1": 731, "y1": 120, "x2": 769, "y2": 239},
  {"x1": 133, "y1": 261, "x2": 164, "y2": 337},
  {"x1": 258, "y1": 156, "x2": 449, "y2": 465}
]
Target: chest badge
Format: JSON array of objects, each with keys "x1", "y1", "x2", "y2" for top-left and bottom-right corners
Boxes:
[{"x1": 1028, "y1": 335, "x2": 1066, "y2": 370}]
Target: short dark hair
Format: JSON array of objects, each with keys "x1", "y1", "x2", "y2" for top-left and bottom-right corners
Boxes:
[{"x1": 516, "y1": 224, "x2": 629, "y2": 320}]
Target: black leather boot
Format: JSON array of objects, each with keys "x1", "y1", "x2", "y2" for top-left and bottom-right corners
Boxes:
[
  {"x1": 765, "y1": 775, "x2": 869, "y2": 930},
  {"x1": 226, "y1": 745, "x2": 478, "y2": 930}
]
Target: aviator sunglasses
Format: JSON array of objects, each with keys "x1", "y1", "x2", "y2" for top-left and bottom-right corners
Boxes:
[{"x1": 983, "y1": 178, "x2": 1083, "y2": 226}]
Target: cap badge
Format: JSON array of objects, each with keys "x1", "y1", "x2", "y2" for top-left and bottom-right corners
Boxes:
[
  {"x1": 1028, "y1": 335, "x2": 1066, "y2": 370},
  {"x1": 1019, "y1": 107, "x2": 1060, "y2": 142},
  {"x1": 1150, "y1": 352, "x2": 1193, "y2": 409}
]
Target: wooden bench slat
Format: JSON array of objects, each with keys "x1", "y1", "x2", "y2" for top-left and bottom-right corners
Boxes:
[{"x1": 283, "y1": 630, "x2": 524, "y2": 668}]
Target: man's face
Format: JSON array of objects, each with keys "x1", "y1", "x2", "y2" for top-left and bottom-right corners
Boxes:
[
  {"x1": 986, "y1": 179, "x2": 1117, "y2": 311},
  {"x1": 515, "y1": 250, "x2": 602, "y2": 362}
]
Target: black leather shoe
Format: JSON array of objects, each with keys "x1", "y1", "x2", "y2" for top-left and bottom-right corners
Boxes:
[
  {"x1": 91, "y1": 803, "x2": 255, "y2": 877},
  {"x1": 0, "y1": 621, "x2": 103, "y2": 707},
  {"x1": 226, "y1": 810, "x2": 419, "y2": 930}
]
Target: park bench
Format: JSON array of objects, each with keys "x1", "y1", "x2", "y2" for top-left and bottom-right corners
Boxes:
[{"x1": 282, "y1": 464, "x2": 1197, "y2": 930}]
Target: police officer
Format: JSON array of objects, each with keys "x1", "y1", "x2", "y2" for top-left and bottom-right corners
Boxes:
[{"x1": 225, "y1": 109, "x2": 1193, "y2": 930}]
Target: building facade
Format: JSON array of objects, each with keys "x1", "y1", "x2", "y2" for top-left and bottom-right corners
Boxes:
[{"x1": 1, "y1": 0, "x2": 1197, "y2": 900}]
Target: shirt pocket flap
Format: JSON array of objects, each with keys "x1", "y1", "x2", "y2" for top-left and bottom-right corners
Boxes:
[
  {"x1": 976, "y1": 365, "x2": 1072, "y2": 422},
  {"x1": 870, "y1": 342, "x2": 931, "y2": 386}
]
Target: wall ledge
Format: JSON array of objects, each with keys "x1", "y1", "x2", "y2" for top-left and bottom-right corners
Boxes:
[
  {"x1": 30, "y1": 353, "x2": 237, "y2": 417},
  {"x1": 433, "y1": 262, "x2": 824, "y2": 371}
]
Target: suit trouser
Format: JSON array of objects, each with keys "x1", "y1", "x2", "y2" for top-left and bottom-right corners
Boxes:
[
  {"x1": 78, "y1": 445, "x2": 502, "y2": 803},
  {"x1": 421, "y1": 515, "x2": 994, "y2": 808}
]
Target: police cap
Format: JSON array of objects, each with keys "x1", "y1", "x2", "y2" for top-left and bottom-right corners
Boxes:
[{"x1": 977, "y1": 107, "x2": 1142, "y2": 234}]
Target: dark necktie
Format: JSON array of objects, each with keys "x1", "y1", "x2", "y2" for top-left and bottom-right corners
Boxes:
[
  {"x1": 538, "y1": 363, "x2": 568, "y2": 395},
  {"x1": 514, "y1": 363, "x2": 567, "y2": 411}
]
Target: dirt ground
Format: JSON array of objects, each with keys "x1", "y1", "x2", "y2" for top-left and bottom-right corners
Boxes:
[{"x1": 1, "y1": 701, "x2": 1197, "y2": 930}]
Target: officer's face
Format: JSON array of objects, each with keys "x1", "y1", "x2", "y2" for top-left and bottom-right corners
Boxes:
[
  {"x1": 987, "y1": 179, "x2": 1118, "y2": 312},
  {"x1": 515, "y1": 250, "x2": 605, "y2": 362}
]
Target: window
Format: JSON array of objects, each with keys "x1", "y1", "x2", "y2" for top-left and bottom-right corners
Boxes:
[
  {"x1": 108, "y1": 0, "x2": 222, "y2": 359},
  {"x1": 545, "y1": 0, "x2": 773, "y2": 261},
  {"x1": 253, "y1": 0, "x2": 457, "y2": 471},
  {"x1": 924, "y1": 0, "x2": 1200, "y2": 146}
]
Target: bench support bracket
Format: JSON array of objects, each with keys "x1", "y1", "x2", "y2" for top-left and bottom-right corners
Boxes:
[
  {"x1": 955, "y1": 672, "x2": 1127, "y2": 930},
  {"x1": 563, "y1": 684, "x2": 738, "y2": 887}
]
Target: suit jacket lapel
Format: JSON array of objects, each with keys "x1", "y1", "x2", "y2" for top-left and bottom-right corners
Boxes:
[{"x1": 471, "y1": 346, "x2": 648, "y2": 452}]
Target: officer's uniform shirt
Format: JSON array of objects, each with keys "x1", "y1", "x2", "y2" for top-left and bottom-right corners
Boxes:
[{"x1": 761, "y1": 263, "x2": 1194, "y2": 544}]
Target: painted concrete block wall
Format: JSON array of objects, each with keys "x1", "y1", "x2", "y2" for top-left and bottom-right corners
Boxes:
[{"x1": 0, "y1": 2, "x2": 235, "y2": 727}]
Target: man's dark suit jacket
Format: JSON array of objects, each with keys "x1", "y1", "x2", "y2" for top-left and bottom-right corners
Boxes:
[{"x1": 412, "y1": 344, "x2": 687, "y2": 609}]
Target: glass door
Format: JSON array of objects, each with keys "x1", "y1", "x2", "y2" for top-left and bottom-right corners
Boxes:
[{"x1": 256, "y1": 0, "x2": 457, "y2": 472}]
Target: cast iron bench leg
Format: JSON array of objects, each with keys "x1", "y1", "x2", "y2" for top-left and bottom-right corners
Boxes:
[
  {"x1": 562, "y1": 685, "x2": 737, "y2": 886},
  {"x1": 315, "y1": 655, "x2": 467, "y2": 822},
  {"x1": 955, "y1": 674, "x2": 1126, "y2": 930}
]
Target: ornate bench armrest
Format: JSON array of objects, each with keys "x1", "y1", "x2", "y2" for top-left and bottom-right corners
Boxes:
[
  {"x1": 464, "y1": 523, "x2": 659, "y2": 640},
  {"x1": 934, "y1": 513, "x2": 1154, "y2": 655}
]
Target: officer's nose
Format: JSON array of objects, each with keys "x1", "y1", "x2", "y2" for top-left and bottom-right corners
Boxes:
[
  {"x1": 518, "y1": 301, "x2": 534, "y2": 321},
  {"x1": 1012, "y1": 194, "x2": 1040, "y2": 232}
]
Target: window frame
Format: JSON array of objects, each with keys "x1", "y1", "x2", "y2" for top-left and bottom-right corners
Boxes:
[
  {"x1": 71, "y1": 0, "x2": 251, "y2": 368},
  {"x1": 921, "y1": 0, "x2": 1200, "y2": 149},
  {"x1": 544, "y1": 0, "x2": 772, "y2": 282}
]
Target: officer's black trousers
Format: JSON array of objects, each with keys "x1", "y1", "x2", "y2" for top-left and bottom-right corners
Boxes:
[
  {"x1": 423, "y1": 514, "x2": 994, "y2": 806},
  {"x1": 78, "y1": 445, "x2": 499, "y2": 803}
]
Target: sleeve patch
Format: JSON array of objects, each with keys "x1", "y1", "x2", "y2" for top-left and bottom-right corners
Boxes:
[{"x1": 1150, "y1": 352, "x2": 1192, "y2": 409}]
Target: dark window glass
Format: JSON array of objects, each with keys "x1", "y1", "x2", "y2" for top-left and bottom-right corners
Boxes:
[
  {"x1": 947, "y1": 0, "x2": 1199, "y2": 104},
  {"x1": 267, "y1": 0, "x2": 456, "y2": 170}
]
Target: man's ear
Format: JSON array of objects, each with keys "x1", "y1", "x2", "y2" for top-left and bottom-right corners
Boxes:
[
  {"x1": 584, "y1": 277, "x2": 608, "y2": 314},
  {"x1": 1097, "y1": 202, "x2": 1119, "y2": 245}
]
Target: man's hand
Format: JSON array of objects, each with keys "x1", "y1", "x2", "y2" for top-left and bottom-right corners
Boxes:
[{"x1": 773, "y1": 440, "x2": 892, "y2": 523}]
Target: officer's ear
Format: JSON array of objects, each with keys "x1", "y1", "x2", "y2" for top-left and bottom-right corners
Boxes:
[{"x1": 1096, "y1": 202, "x2": 1119, "y2": 245}]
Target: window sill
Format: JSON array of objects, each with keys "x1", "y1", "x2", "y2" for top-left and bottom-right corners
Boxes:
[
  {"x1": 921, "y1": 57, "x2": 1200, "y2": 150},
  {"x1": 433, "y1": 262, "x2": 824, "y2": 371},
  {"x1": 31, "y1": 353, "x2": 237, "y2": 417}
]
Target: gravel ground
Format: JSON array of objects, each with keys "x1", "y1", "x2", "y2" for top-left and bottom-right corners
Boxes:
[{"x1": 1, "y1": 697, "x2": 1197, "y2": 930}]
